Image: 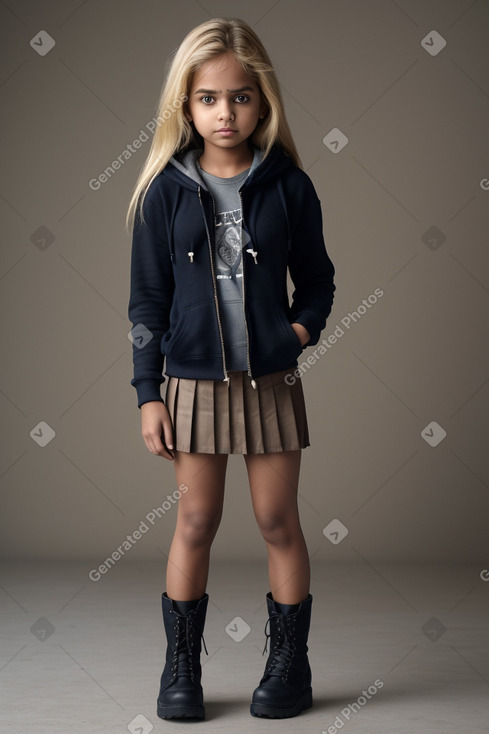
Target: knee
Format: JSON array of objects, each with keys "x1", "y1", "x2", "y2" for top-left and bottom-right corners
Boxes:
[
  {"x1": 255, "y1": 513, "x2": 298, "y2": 546},
  {"x1": 178, "y1": 511, "x2": 221, "y2": 548}
]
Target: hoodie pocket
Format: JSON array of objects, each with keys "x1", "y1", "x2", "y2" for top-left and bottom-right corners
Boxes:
[
  {"x1": 248, "y1": 300, "x2": 303, "y2": 362},
  {"x1": 166, "y1": 301, "x2": 221, "y2": 360}
]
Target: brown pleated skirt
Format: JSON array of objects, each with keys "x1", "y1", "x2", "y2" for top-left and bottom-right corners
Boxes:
[{"x1": 165, "y1": 368, "x2": 309, "y2": 454}]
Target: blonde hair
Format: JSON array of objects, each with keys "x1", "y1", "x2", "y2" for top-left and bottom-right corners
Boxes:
[{"x1": 125, "y1": 17, "x2": 302, "y2": 233}]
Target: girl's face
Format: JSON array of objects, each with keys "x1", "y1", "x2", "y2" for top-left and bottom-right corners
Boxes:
[{"x1": 186, "y1": 52, "x2": 266, "y2": 153}]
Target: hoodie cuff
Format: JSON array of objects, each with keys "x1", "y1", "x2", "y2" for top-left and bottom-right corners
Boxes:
[{"x1": 135, "y1": 379, "x2": 165, "y2": 409}]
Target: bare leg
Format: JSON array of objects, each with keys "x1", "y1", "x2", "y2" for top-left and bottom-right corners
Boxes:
[
  {"x1": 166, "y1": 451, "x2": 228, "y2": 600},
  {"x1": 244, "y1": 450, "x2": 310, "y2": 604}
]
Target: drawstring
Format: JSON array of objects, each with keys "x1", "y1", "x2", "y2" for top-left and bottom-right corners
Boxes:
[
  {"x1": 181, "y1": 179, "x2": 291, "y2": 263},
  {"x1": 243, "y1": 180, "x2": 290, "y2": 264}
]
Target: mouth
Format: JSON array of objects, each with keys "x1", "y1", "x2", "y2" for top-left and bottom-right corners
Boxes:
[{"x1": 216, "y1": 128, "x2": 237, "y2": 133}]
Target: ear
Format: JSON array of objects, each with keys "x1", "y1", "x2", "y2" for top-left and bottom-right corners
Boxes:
[{"x1": 183, "y1": 102, "x2": 192, "y2": 122}]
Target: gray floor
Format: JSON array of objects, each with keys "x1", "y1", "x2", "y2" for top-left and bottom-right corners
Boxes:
[{"x1": 1, "y1": 559, "x2": 488, "y2": 733}]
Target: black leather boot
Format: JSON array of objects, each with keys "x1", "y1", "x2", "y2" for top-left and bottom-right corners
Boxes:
[
  {"x1": 250, "y1": 592, "x2": 313, "y2": 718},
  {"x1": 157, "y1": 592, "x2": 209, "y2": 720}
]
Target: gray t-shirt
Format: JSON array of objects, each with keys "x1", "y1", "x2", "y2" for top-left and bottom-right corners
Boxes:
[{"x1": 196, "y1": 163, "x2": 250, "y2": 372}]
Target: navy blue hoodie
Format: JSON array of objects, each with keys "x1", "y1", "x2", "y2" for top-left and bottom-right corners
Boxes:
[{"x1": 128, "y1": 142, "x2": 335, "y2": 408}]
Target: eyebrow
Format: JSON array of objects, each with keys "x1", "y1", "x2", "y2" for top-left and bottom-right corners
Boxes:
[{"x1": 193, "y1": 86, "x2": 255, "y2": 95}]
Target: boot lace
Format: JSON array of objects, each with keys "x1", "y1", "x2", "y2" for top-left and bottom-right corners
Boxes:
[
  {"x1": 261, "y1": 614, "x2": 296, "y2": 681},
  {"x1": 170, "y1": 612, "x2": 208, "y2": 682}
]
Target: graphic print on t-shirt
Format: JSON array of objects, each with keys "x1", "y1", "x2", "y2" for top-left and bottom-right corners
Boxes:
[{"x1": 215, "y1": 208, "x2": 243, "y2": 279}]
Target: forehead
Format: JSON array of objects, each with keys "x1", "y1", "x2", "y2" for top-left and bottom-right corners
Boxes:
[{"x1": 190, "y1": 53, "x2": 258, "y2": 90}]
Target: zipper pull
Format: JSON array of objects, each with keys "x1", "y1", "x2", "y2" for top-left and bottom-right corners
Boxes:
[
  {"x1": 188, "y1": 251, "x2": 194, "y2": 263},
  {"x1": 246, "y1": 248, "x2": 258, "y2": 265}
]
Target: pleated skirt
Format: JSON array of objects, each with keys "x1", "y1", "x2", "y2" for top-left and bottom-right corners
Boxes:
[{"x1": 165, "y1": 368, "x2": 309, "y2": 454}]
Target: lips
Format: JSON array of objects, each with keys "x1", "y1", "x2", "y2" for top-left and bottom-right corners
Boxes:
[{"x1": 216, "y1": 128, "x2": 236, "y2": 132}]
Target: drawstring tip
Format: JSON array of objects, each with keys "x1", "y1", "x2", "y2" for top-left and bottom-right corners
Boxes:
[
  {"x1": 188, "y1": 251, "x2": 194, "y2": 263},
  {"x1": 223, "y1": 375, "x2": 230, "y2": 387},
  {"x1": 246, "y1": 248, "x2": 258, "y2": 264},
  {"x1": 251, "y1": 379, "x2": 257, "y2": 390}
]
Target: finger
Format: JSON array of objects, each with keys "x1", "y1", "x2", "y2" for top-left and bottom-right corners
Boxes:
[
  {"x1": 160, "y1": 446, "x2": 175, "y2": 461},
  {"x1": 145, "y1": 438, "x2": 157, "y2": 455},
  {"x1": 159, "y1": 434, "x2": 175, "y2": 460},
  {"x1": 152, "y1": 431, "x2": 174, "y2": 461},
  {"x1": 162, "y1": 419, "x2": 174, "y2": 451}
]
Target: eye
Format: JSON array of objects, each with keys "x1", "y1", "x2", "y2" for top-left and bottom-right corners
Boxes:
[
  {"x1": 200, "y1": 95, "x2": 214, "y2": 104},
  {"x1": 235, "y1": 95, "x2": 249, "y2": 103}
]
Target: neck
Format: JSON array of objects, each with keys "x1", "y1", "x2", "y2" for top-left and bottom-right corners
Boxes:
[{"x1": 199, "y1": 141, "x2": 253, "y2": 177}]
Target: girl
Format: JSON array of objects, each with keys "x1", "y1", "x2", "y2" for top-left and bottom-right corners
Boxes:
[{"x1": 126, "y1": 17, "x2": 335, "y2": 721}]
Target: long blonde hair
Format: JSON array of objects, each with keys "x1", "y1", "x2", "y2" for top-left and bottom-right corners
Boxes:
[{"x1": 125, "y1": 17, "x2": 302, "y2": 233}]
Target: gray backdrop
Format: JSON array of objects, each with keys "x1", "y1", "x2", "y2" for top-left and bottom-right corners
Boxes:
[{"x1": 1, "y1": 0, "x2": 488, "y2": 564}]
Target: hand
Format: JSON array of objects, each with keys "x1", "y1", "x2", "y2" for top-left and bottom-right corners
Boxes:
[
  {"x1": 141, "y1": 401, "x2": 175, "y2": 461},
  {"x1": 290, "y1": 322, "x2": 310, "y2": 347}
]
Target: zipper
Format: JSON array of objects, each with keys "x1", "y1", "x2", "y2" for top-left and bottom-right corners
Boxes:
[
  {"x1": 238, "y1": 188, "x2": 257, "y2": 389},
  {"x1": 198, "y1": 186, "x2": 229, "y2": 385}
]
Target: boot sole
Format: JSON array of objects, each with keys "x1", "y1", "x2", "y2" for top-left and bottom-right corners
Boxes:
[
  {"x1": 250, "y1": 688, "x2": 312, "y2": 718},
  {"x1": 157, "y1": 703, "x2": 205, "y2": 720}
]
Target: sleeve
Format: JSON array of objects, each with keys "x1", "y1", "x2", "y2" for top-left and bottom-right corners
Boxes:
[
  {"x1": 127, "y1": 191, "x2": 175, "y2": 408},
  {"x1": 287, "y1": 173, "x2": 336, "y2": 346}
]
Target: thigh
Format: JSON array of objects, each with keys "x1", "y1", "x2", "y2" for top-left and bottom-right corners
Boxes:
[
  {"x1": 173, "y1": 451, "x2": 228, "y2": 518},
  {"x1": 244, "y1": 450, "x2": 302, "y2": 520}
]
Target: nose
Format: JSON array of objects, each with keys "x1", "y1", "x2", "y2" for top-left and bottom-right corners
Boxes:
[{"x1": 218, "y1": 100, "x2": 234, "y2": 121}]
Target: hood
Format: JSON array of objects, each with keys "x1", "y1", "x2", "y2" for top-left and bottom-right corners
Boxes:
[
  {"x1": 164, "y1": 141, "x2": 293, "y2": 191},
  {"x1": 167, "y1": 143, "x2": 264, "y2": 191}
]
